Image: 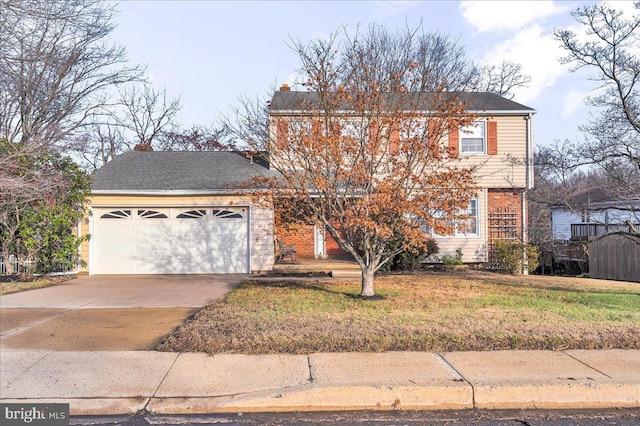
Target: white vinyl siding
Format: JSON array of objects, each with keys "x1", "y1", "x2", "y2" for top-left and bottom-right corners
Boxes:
[
  {"x1": 431, "y1": 190, "x2": 488, "y2": 263},
  {"x1": 452, "y1": 116, "x2": 530, "y2": 188}
]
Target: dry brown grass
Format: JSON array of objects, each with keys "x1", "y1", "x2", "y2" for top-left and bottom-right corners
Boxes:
[
  {"x1": 0, "y1": 275, "x2": 75, "y2": 295},
  {"x1": 158, "y1": 271, "x2": 640, "y2": 354}
]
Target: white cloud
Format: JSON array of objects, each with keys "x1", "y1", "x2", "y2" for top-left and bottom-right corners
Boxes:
[
  {"x1": 460, "y1": 0, "x2": 567, "y2": 33},
  {"x1": 480, "y1": 24, "x2": 567, "y2": 103},
  {"x1": 602, "y1": 1, "x2": 640, "y2": 17}
]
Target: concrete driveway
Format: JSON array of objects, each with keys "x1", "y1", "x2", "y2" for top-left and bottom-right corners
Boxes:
[{"x1": 0, "y1": 275, "x2": 245, "y2": 351}]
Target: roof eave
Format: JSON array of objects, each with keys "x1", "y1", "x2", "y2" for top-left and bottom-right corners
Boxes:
[
  {"x1": 269, "y1": 109, "x2": 536, "y2": 115},
  {"x1": 90, "y1": 189, "x2": 269, "y2": 196}
]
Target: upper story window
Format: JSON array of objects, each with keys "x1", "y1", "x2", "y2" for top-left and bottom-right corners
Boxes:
[{"x1": 460, "y1": 121, "x2": 486, "y2": 154}]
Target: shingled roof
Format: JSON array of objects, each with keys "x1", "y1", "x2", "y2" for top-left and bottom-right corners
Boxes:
[
  {"x1": 91, "y1": 151, "x2": 278, "y2": 192},
  {"x1": 269, "y1": 90, "x2": 535, "y2": 114}
]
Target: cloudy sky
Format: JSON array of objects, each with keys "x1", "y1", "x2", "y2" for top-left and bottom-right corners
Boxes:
[{"x1": 110, "y1": 0, "x2": 639, "y2": 148}]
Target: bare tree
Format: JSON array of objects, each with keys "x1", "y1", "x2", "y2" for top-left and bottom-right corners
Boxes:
[
  {"x1": 0, "y1": 0, "x2": 142, "y2": 272},
  {"x1": 0, "y1": 0, "x2": 144, "y2": 151},
  {"x1": 476, "y1": 60, "x2": 532, "y2": 99},
  {"x1": 263, "y1": 24, "x2": 480, "y2": 296},
  {"x1": 160, "y1": 124, "x2": 231, "y2": 152},
  {"x1": 69, "y1": 121, "x2": 127, "y2": 170},
  {"x1": 223, "y1": 92, "x2": 272, "y2": 152},
  {"x1": 70, "y1": 82, "x2": 185, "y2": 168},
  {"x1": 555, "y1": 2, "x2": 640, "y2": 237},
  {"x1": 556, "y1": 3, "x2": 640, "y2": 171},
  {"x1": 116, "y1": 84, "x2": 182, "y2": 150}
]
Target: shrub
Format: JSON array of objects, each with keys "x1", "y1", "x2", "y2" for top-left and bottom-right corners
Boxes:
[
  {"x1": 489, "y1": 240, "x2": 539, "y2": 275},
  {"x1": 381, "y1": 237, "x2": 439, "y2": 272},
  {"x1": 438, "y1": 247, "x2": 464, "y2": 270}
]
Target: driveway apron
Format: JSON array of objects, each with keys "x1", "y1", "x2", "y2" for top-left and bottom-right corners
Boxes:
[{"x1": 0, "y1": 274, "x2": 245, "y2": 351}]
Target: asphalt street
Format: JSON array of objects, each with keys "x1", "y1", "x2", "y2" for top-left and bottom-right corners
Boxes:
[{"x1": 70, "y1": 408, "x2": 640, "y2": 426}]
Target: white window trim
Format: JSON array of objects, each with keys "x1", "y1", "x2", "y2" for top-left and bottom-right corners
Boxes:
[
  {"x1": 459, "y1": 121, "x2": 486, "y2": 155},
  {"x1": 456, "y1": 198, "x2": 479, "y2": 237},
  {"x1": 425, "y1": 198, "x2": 480, "y2": 238}
]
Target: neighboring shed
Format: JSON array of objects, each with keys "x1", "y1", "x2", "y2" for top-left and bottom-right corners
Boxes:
[{"x1": 81, "y1": 151, "x2": 278, "y2": 275}]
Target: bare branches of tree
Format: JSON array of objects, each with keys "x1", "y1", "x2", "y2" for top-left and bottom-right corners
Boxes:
[
  {"x1": 0, "y1": 0, "x2": 142, "y2": 272},
  {"x1": 550, "y1": 3, "x2": 640, "y2": 240},
  {"x1": 116, "y1": 84, "x2": 182, "y2": 150},
  {"x1": 0, "y1": 0, "x2": 144, "y2": 151},
  {"x1": 266, "y1": 24, "x2": 479, "y2": 296},
  {"x1": 555, "y1": 3, "x2": 640, "y2": 172},
  {"x1": 160, "y1": 124, "x2": 230, "y2": 152},
  {"x1": 223, "y1": 92, "x2": 271, "y2": 151},
  {"x1": 476, "y1": 60, "x2": 532, "y2": 99}
]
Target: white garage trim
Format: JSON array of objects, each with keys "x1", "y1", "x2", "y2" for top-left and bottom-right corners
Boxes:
[{"x1": 90, "y1": 205, "x2": 251, "y2": 275}]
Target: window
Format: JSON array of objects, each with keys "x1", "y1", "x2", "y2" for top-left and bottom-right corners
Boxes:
[
  {"x1": 423, "y1": 199, "x2": 479, "y2": 237},
  {"x1": 212, "y1": 209, "x2": 244, "y2": 219},
  {"x1": 177, "y1": 210, "x2": 206, "y2": 219},
  {"x1": 100, "y1": 210, "x2": 131, "y2": 219},
  {"x1": 457, "y1": 199, "x2": 478, "y2": 236},
  {"x1": 138, "y1": 210, "x2": 168, "y2": 219},
  {"x1": 460, "y1": 121, "x2": 485, "y2": 154}
]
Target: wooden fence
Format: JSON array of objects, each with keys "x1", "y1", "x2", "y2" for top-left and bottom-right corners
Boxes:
[{"x1": 589, "y1": 234, "x2": 640, "y2": 283}]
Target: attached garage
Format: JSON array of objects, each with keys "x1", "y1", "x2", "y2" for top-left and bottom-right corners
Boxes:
[
  {"x1": 82, "y1": 151, "x2": 277, "y2": 275},
  {"x1": 92, "y1": 206, "x2": 249, "y2": 274}
]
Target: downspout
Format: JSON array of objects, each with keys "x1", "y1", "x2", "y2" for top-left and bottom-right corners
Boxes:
[
  {"x1": 248, "y1": 205, "x2": 253, "y2": 274},
  {"x1": 522, "y1": 113, "x2": 533, "y2": 274}
]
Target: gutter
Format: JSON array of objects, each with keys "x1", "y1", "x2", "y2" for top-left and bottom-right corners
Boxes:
[
  {"x1": 270, "y1": 109, "x2": 537, "y2": 116},
  {"x1": 90, "y1": 189, "x2": 270, "y2": 196}
]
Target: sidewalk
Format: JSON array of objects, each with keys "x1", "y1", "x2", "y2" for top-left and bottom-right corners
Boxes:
[{"x1": 1, "y1": 349, "x2": 638, "y2": 415}]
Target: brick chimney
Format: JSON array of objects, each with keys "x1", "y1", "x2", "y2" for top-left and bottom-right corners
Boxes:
[{"x1": 279, "y1": 83, "x2": 291, "y2": 92}]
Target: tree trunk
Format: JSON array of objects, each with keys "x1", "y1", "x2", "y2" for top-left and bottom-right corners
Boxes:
[{"x1": 360, "y1": 265, "x2": 376, "y2": 297}]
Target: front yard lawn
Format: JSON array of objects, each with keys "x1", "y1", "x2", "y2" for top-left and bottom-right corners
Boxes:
[{"x1": 157, "y1": 272, "x2": 640, "y2": 354}]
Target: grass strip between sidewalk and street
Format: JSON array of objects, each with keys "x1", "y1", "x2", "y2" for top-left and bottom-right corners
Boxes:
[{"x1": 157, "y1": 272, "x2": 640, "y2": 354}]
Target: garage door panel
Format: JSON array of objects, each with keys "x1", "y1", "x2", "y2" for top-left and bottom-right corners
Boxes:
[
  {"x1": 95, "y1": 242, "x2": 116, "y2": 258},
  {"x1": 92, "y1": 207, "x2": 249, "y2": 274},
  {"x1": 136, "y1": 223, "x2": 170, "y2": 242},
  {"x1": 115, "y1": 225, "x2": 135, "y2": 239}
]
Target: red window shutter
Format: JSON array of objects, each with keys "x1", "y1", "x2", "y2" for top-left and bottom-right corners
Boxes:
[
  {"x1": 277, "y1": 119, "x2": 289, "y2": 149},
  {"x1": 448, "y1": 123, "x2": 459, "y2": 158},
  {"x1": 331, "y1": 121, "x2": 342, "y2": 138},
  {"x1": 427, "y1": 121, "x2": 438, "y2": 156},
  {"x1": 311, "y1": 120, "x2": 322, "y2": 140},
  {"x1": 389, "y1": 125, "x2": 400, "y2": 155},
  {"x1": 487, "y1": 120, "x2": 498, "y2": 155},
  {"x1": 368, "y1": 120, "x2": 379, "y2": 142}
]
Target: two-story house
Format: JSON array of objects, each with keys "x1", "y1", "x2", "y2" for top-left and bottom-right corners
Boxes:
[{"x1": 268, "y1": 85, "x2": 535, "y2": 265}]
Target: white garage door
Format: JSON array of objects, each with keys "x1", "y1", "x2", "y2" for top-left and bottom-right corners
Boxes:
[{"x1": 92, "y1": 207, "x2": 249, "y2": 274}]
